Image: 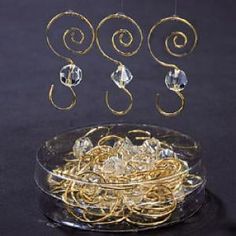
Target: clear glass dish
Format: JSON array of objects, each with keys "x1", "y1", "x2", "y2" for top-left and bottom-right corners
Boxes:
[{"x1": 34, "y1": 123, "x2": 206, "y2": 232}]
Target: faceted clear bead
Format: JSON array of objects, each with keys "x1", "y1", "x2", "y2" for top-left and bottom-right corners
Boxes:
[
  {"x1": 114, "y1": 137, "x2": 141, "y2": 159},
  {"x1": 159, "y1": 148, "x2": 175, "y2": 158},
  {"x1": 165, "y1": 69, "x2": 187, "y2": 91},
  {"x1": 73, "y1": 137, "x2": 93, "y2": 157},
  {"x1": 103, "y1": 155, "x2": 126, "y2": 176},
  {"x1": 113, "y1": 137, "x2": 133, "y2": 149},
  {"x1": 111, "y1": 65, "x2": 133, "y2": 88},
  {"x1": 132, "y1": 159, "x2": 155, "y2": 171},
  {"x1": 142, "y1": 138, "x2": 160, "y2": 156},
  {"x1": 60, "y1": 64, "x2": 82, "y2": 87}
]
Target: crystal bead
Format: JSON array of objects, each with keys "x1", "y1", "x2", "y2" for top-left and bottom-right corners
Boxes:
[
  {"x1": 114, "y1": 137, "x2": 132, "y2": 153},
  {"x1": 103, "y1": 155, "x2": 126, "y2": 176},
  {"x1": 60, "y1": 64, "x2": 82, "y2": 87},
  {"x1": 165, "y1": 69, "x2": 187, "y2": 91},
  {"x1": 132, "y1": 155, "x2": 156, "y2": 171},
  {"x1": 114, "y1": 137, "x2": 141, "y2": 159},
  {"x1": 159, "y1": 148, "x2": 175, "y2": 158},
  {"x1": 142, "y1": 138, "x2": 160, "y2": 155},
  {"x1": 113, "y1": 137, "x2": 133, "y2": 149},
  {"x1": 111, "y1": 65, "x2": 133, "y2": 88},
  {"x1": 73, "y1": 137, "x2": 93, "y2": 157}
]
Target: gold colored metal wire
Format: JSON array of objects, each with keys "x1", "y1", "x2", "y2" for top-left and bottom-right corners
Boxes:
[
  {"x1": 156, "y1": 90, "x2": 185, "y2": 117},
  {"x1": 128, "y1": 129, "x2": 151, "y2": 141},
  {"x1": 83, "y1": 126, "x2": 111, "y2": 138},
  {"x1": 48, "y1": 127, "x2": 203, "y2": 227},
  {"x1": 46, "y1": 11, "x2": 95, "y2": 110},
  {"x1": 147, "y1": 16, "x2": 198, "y2": 117},
  {"x1": 98, "y1": 134, "x2": 123, "y2": 146},
  {"x1": 147, "y1": 16, "x2": 197, "y2": 70},
  {"x1": 48, "y1": 84, "x2": 77, "y2": 111},
  {"x1": 46, "y1": 11, "x2": 95, "y2": 63},
  {"x1": 96, "y1": 13, "x2": 143, "y2": 116},
  {"x1": 105, "y1": 86, "x2": 133, "y2": 116},
  {"x1": 96, "y1": 12, "x2": 143, "y2": 65}
]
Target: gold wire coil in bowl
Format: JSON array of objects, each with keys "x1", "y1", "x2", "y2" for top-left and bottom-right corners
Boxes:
[{"x1": 34, "y1": 124, "x2": 206, "y2": 232}]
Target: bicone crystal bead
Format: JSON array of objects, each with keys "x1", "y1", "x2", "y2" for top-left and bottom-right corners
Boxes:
[
  {"x1": 111, "y1": 65, "x2": 133, "y2": 88},
  {"x1": 103, "y1": 155, "x2": 126, "y2": 176},
  {"x1": 142, "y1": 138, "x2": 161, "y2": 155},
  {"x1": 159, "y1": 148, "x2": 175, "y2": 158},
  {"x1": 114, "y1": 137, "x2": 141, "y2": 158},
  {"x1": 60, "y1": 64, "x2": 82, "y2": 87},
  {"x1": 73, "y1": 137, "x2": 93, "y2": 157},
  {"x1": 165, "y1": 69, "x2": 188, "y2": 91},
  {"x1": 114, "y1": 137, "x2": 132, "y2": 153}
]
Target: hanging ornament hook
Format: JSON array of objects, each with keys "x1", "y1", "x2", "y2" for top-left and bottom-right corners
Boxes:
[
  {"x1": 46, "y1": 11, "x2": 95, "y2": 111},
  {"x1": 148, "y1": 16, "x2": 198, "y2": 117},
  {"x1": 96, "y1": 13, "x2": 143, "y2": 115}
]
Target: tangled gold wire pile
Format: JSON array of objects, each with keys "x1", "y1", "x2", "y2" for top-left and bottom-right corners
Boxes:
[{"x1": 48, "y1": 128, "x2": 203, "y2": 227}]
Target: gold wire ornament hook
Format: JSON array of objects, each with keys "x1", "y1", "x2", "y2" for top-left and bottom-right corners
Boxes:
[
  {"x1": 148, "y1": 15, "x2": 198, "y2": 117},
  {"x1": 105, "y1": 86, "x2": 133, "y2": 116},
  {"x1": 49, "y1": 84, "x2": 77, "y2": 111},
  {"x1": 156, "y1": 90, "x2": 185, "y2": 117},
  {"x1": 96, "y1": 13, "x2": 143, "y2": 115},
  {"x1": 46, "y1": 11, "x2": 95, "y2": 111}
]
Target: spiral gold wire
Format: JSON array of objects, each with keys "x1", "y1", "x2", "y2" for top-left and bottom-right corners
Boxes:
[
  {"x1": 46, "y1": 11, "x2": 95, "y2": 63},
  {"x1": 147, "y1": 16, "x2": 198, "y2": 117},
  {"x1": 96, "y1": 12, "x2": 143, "y2": 65},
  {"x1": 147, "y1": 16, "x2": 197, "y2": 70},
  {"x1": 46, "y1": 11, "x2": 95, "y2": 110}
]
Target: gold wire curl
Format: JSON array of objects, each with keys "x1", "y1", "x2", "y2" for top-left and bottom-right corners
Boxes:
[
  {"x1": 105, "y1": 86, "x2": 133, "y2": 116},
  {"x1": 147, "y1": 16, "x2": 198, "y2": 70},
  {"x1": 128, "y1": 129, "x2": 151, "y2": 141},
  {"x1": 49, "y1": 84, "x2": 77, "y2": 111},
  {"x1": 46, "y1": 11, "x2": 95, "y2": 110},
  {"x1": 83, "y1": 126, "x2": 111, "y2": 140},
  {"x1": 46, "y1": 11, "x2": 95, "y2": 63},
  {"x1": 147, "y1": 16, "x2": 198, "y2": 117},
  {"x1": 156, "y1": 90, "x2": 185, "y2": 117},
  {"x1": 98, "y1": 134, "x2": 123, "y2": 146},
  {"x1": 96, "y1": 12, "x2": 143, "y2": 65}
]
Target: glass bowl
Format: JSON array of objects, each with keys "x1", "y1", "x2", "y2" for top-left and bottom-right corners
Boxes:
[{"x1": 34, "y1": 123, "x2": 206, "y2": 232}]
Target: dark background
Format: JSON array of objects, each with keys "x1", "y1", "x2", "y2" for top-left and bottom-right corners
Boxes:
[{"x1": 0, "y1": 0, "x2": 236, "y2": 235}]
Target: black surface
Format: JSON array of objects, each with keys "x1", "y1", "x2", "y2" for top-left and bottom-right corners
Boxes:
[{"x1": 0, "y1": 0, "x2": 236, "y2": 235}]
